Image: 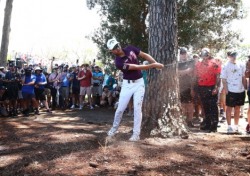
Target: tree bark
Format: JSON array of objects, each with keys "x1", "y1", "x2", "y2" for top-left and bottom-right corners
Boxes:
[
  {"x1": 0, "y1": 0, "x2": 14, "y2": 66},
  {"x1": 142, "y1": 0, "x2": 188, "y2": 138}
]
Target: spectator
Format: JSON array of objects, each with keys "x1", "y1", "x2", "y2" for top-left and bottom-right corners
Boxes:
[
  {"x1": 21, "y1": 68, "x2": 39, "y2": 116},
  {"x1": 178, "y1": 47, "x2": 195, "y2": 127},
  {"x1": 34, "y1": 67, "x2": 51, "y2": 113},
  {"x1": 92, "y1": 66, "x2": 104, "y2": 107},
  {"x1": 100, "y1": 85, "x2": 113, "y2": 107},
  {"x1": 0, "y1": 67, "x2": 5, "y2": 88},
  {"x1": 4, "y1": 62, "x2": 20, "y2": 117},
  {"x1": 0, "y1": 66, "x2": 6, "y2": 78},
  {"x1": 78, "y1": 64, "x2": 93, "y2": 110},
  {"x1": 0, "y1": 85, "x2": 8, "y2": 117},
  {"x1": 194, "y1": 48, "x2": 221, "y2": 132},
  {"x1": 106, "y1": 74, "x2": 116, "y2": 91},
  {"x1": 245, "y1": 55, "x2": 250, "y2": 133},
  {"x1": 192, "y1": 54, "x2": 203, "y2": 122},
  {"x1": 58, "y1": 65, "x2": 71, "y2": 110},
  {"x1": 44, "y1": 72, "x2": 52, "y2": 108},
  {"x1": 70, "y1": 65, "x2": 80, "y2": 109},
  {"x1": 48, "y1": 66, "x2": 60, "y2": 110},
  {"x1": 217, "y1": 57, "x2": 226, "y2": 122},
  {"x1": 221, "y1": 51, "x2": 246, "y2": 133},
  {"x1": 142, "y1": 61, "x2": 149, "y2": 86}
]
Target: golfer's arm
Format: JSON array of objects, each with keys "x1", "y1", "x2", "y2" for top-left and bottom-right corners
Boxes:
[
  {"x1": 128, "y1": 64, "x2": 154, "y2": 70},
  {"x1": 139, "y1": 51, "x2": 157, "y2": 63}
]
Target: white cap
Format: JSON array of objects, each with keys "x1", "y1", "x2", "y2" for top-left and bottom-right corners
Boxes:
[
  {"x1": 201, "y1": 47, "x2": 210, "y2": 53},
  {"x1": 107, "y1": 38, "x2": 119, "y2": 50},
  {"x1": 34, "y1": 66, "x2": 42, "y2": 71}
]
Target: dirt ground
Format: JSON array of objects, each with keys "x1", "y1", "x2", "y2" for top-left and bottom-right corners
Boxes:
[{"x1": 0, "y1": 106, "x2": 250, "y2": 176}]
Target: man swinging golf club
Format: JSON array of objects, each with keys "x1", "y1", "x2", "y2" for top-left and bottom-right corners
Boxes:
[{"x1": 106, "y1": 38, "x2": 164, "y2": 141}]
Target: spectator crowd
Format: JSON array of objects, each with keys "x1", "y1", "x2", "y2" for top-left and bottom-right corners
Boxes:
[{"x1": 0, "y1": 61, "x2": 121, "y2": 117}]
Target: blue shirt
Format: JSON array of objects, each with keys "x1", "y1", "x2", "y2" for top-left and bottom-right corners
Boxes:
[
  {"x1": 60, "y1": 72, "x2": 71, "y2": 87},
  {"x1": 92, "y1": 71, "x2": 104, "y2": 84},
  {"x1": 22, "y1": 74, "x2": 36, "y2": 93},
  {"x1": 35, "y1": 73, "x2": 47, "y2": 89},
  {"x1": 115, "y1": 45, "x2": 142, "y2": 80}
]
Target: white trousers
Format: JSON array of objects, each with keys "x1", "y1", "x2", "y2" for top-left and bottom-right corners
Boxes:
[{"x1": 112, "y1": 78, "x2": 145, "y2": 136}]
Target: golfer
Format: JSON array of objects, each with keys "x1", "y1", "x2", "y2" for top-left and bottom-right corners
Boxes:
[{"x1": 106, "y1": 38, "x2": 163, "y2": 141}]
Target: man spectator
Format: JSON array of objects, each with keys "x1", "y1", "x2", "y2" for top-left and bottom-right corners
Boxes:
[
  {"x1": 178, "y1": 47, "x2": 195, "y2": 127},
  {"x1": 221, "y1": 51, "x2": 246, "y2": 133},
  {"x1": 4, "y1": 62, "x2": 20, "y2": 117},
  {"x1": 92, "y1": 66, "x2": 104, "y2": 107},
  {"x1": 78, "y1": 64, "x2": 93, "y2": 110},
  {"x1": 58, "y1": 65, "x2": 71, "y2": 110},
  {"x1": 48, "y1": 66, "x2": 60, "y2": 110},
  {"x1": 0, "y1": 85, "x2": 8, "y2": 117},
  {"x1": 21, "y1": 68, "x2": 39, "y2": 116},
  {"x1": 192, "y1": 54, "x2": 203, "y2": 122},
  {"x1": 34, "y1": 67, "x2": 52, "y2": 113},
  {"x1": 194, "y1": 48, "x2": 221, "y2": 132},
  {"x1": 0, "y1": 66, "x2": 6, "y2": 78},
  {"x1": 70, "y1": 65, "x2": 80, "y2": 109},
  {"x1": 0, "y1": 66, "x2": 5, "y2": 88}
]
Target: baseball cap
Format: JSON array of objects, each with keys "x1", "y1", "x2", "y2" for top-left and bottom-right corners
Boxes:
[
  {"x1": 25, "y1": 67, "x2": 32, "y2": 71},
  {"x1": 107, "y1": 38, "x2": 119, "y2": 50},
  {"x1": 228, "y1": 51, "x2": 237, "y2": 58},
  {"x1": 180, "y1": 47, "x2": 187, "y2": 54},
  {"x1": 34, "y1": 66, "x2": 42, "y2": 71},
  {"x1": 201, "y1": 48, "x2": 210, "y2": 57}
]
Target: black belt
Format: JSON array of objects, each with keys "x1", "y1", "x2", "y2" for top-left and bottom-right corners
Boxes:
[{"x1": 124, "y1": 78, "x2": 142, "y2": 83}]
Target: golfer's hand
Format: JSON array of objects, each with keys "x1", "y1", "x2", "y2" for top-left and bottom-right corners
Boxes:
[{"x1": 152, "y1": 63, "x2": 164, "y2": 69}]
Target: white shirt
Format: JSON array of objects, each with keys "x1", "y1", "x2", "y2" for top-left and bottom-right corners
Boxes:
[{"x1": 220, "y1": 61, "x2": 245, "y2": 93}]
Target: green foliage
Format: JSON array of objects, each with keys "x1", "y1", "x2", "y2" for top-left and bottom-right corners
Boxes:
[
  {"x1": 178, "y1": 0, "x2": 243, "y2": 50},
  {"x1": 86, "y1": 0, "x2": 243, "y2": 71}
]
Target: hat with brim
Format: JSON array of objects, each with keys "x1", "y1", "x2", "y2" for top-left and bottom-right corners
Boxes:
[{"x1": 107, "y1": 38, "x2": 119, "y2": 50}]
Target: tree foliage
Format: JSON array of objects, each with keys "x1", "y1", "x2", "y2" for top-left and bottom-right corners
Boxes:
[{"x1": 87, "y1": 0, "x2": 243, "y2": 65}]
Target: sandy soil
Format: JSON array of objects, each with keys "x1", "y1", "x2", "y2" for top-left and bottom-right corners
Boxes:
[{"x1": 0, "y1": 107, "x2": 250, "y2": 176}]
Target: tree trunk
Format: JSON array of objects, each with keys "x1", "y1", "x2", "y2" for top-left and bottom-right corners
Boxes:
[
  {"x1": 0, "y1": 0, "x2": 14, "y2": 66},
  {"x1": 142, "y1": 0, "x2": 188, "y2": 138}
]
